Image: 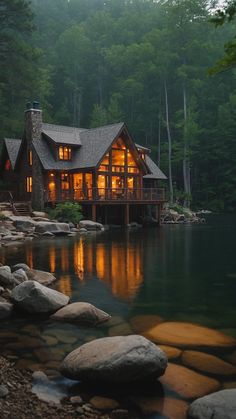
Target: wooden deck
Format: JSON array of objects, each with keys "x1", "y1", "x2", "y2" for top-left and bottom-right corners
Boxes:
[{"x1": 45, "y1": 187, "x2": 166, "y2": 205}]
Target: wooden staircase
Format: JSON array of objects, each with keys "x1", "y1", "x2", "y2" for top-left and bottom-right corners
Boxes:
[
  {"x1": 12, "y1": 202, "x2": 32, "y2": 216},
  {"x1": 0, "y1": 191, "x2": 32, "y2": 216}
]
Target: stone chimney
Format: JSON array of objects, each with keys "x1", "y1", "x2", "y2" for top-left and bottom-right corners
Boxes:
[
  {"x1": 25, "y1": 101, "x2": 44, "y2": 211},
  {"x1": 25, "y1": 101, "x2": 42, "y2": 144}
]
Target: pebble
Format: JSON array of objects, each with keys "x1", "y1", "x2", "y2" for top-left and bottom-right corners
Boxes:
[{"x1": 0, "y1": 384, "x2": 9, "y2": 398}]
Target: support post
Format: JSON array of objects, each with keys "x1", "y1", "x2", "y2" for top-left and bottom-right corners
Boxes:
[
  {"x1": 92, "y1": 204, "x2": 96, "y2": 222},
  {"x1": 125, "y1": 204, "x2": 129, "y2": 225},
  {"x1": 157, "y1": 204, "x2": 162, "y2": 226}
]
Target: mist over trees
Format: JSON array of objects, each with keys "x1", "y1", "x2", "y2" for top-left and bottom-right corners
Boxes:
[{"x1": 1, "y1": 0, "x2": 236, "y2": 211}]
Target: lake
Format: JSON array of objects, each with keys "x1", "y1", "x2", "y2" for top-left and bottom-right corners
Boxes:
[{"x1": 0, "y1": 215, "x2": 236, "y2": 416}]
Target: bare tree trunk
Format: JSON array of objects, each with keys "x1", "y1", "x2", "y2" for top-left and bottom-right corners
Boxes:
[
  {"x1": 183, "y1": 84, "x2": 191, "y2": 208},
  {"x1": 164, "y1": 80, "x2": 173, "y2": 204},
  {"x1": 158, "y1": 96, "x2": 161, "y2": 167}
]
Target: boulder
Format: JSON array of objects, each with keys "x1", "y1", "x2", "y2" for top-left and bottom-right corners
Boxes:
[
  {"x1": 12, "y1": 263, "x2": 30, "y2": 272},
  {"x1": 0, "y1": 266, "x2": 15, "y2": 287},
  {"x1": 188, "y1": 389, "x2": 236, "y2": 419},
  {"x1": 0, "y1": 302, "x2": 13, "y2": 319},
  {"x1": 61, "y1": 335, "x2": 168, "y2": 383},
  {"x1": 11, "y1": 217, "x2": 35, "y2": 231},
  {"x1": 32, "y1": 211, "x2": 49, "y2": 218},
  {"x1": 145, "y1": 322, "x2": 236, "y2": 349},
  {"x1": 26, "y1": 269, "x2": 56, "y2": 285},
  {"x1": 51, "y1": 302, "x2": 111, "y2": 326},
  {"x1": 11, "y1": 280, "x2": 69, "y2": 314},
  {"x1": 13, "y1": 268, "x2": 28, "y2": 283},
  {"x1": 34, "y1": 222, "x2": 70, "y2": 235},
  {"x1": 79, "y1": 220, "x2": 104, "y2": 231}
]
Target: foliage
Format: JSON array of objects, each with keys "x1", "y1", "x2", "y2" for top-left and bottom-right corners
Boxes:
[
  {"x1": 48, "y1": 202, "x2": 83, "y2": 224},
  {"x1": 1, "y1": 0, "x2": 236, "y2": 211}
]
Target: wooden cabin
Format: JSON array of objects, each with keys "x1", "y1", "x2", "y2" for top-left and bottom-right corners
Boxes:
[{"x1": 0, "y1": 102, "x2": 167, "y2": 224}]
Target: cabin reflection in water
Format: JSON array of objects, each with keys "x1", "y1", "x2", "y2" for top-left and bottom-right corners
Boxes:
[{"x1": 46, "y1": 237, "x2": 143, "y2": 300}]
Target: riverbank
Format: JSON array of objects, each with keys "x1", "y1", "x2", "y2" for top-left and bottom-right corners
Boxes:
[{"x1": 0, "y1": 355, "x2": 132, "y2": 419}]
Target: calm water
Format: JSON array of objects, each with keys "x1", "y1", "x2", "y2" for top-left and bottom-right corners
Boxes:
[{"x1": 0, "y1": 215, "x2": 236, "y2": 414}]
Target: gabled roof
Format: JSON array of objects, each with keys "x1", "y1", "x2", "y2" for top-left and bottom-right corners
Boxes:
[
  {"x1": 42, "y1": 123, "x2": 84, "y2": 146},
  {"x1": 144, "y1": 155, "x2": 167, "y2": 180},
  {"x1": 4, "y1": 138, "x2": 22, "y2": 170},
  {"x1": 34, "y1": 122, "x2": 125, "y2": 170},
  {"x1": 74, "y1": 122, "x2": 125, "y2": 169}
]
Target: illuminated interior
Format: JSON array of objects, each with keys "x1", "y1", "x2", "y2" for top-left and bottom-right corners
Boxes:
[
  {"x1": 26, "y1": 176, "x2": 32, "y2": 193},
  {"x1": 58, "y1": 146, "x2": 71, "y2": 160},
  {"x1": 61, "y1": 173, "x2": 70, "y2": 190},
  {"x1": 48, "y1": 172, "x2": 56, "y2": 201},
  {"x1": 97, "y1": 137, "x2": 140, "y2": 193}
]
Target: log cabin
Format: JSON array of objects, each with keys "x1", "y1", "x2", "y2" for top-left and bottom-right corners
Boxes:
[{"x1": 0, "y1": 102, "x2": 167, "y2": 224}]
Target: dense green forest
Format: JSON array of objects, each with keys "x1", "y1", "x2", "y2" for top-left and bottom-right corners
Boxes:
[{"x1": 1, "y1": 0, "x2": 236, "y2": 211}]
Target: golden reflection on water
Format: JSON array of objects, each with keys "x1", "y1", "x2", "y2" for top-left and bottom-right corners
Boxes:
[
  {"x1": 58, "y1": 275, "x2": 72, "y2": 297},
  {"x1": 54, "y1": 237, "x2": 143, "y2": 299}
]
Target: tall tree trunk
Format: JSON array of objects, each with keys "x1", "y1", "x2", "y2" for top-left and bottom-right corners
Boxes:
[
  {"x1": 164, "y1": 80, "x2": 173, "y2": 204},
  {"x1": 158, "y1": 96, "x2": 161, "y2": 167},
  {"x1": 183, "y1": 84, "x2": 191, "y2": 208}
]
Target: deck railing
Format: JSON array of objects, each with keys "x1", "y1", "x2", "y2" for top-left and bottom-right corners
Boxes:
[{"x1": 46, "y1": 187, "x2": 165, "y2": 203}]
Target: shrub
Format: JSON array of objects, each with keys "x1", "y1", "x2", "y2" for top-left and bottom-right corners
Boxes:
[{"x1": 48, "y1": 202, "x2": 83, "y2": 225}]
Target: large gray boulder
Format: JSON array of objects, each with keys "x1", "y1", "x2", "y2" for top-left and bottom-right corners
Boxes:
[
  {"x1": 61, "y1": 335, "x2": 168, "y2": 384},
  {"x1": 188, "y1": 389, "x2": 236, "y2": 419},
  {"x1": 79, "y1": 220, "x2": 104, "y2": 231},
  {"x1": 13, "y1": 269, "x2": 28, "y2": 283},
  {"x1": 26, "y1": 269, "x2": 56, "y2": 285},
  {"x1": 11, "y1": 281, "x2": 69, "y2": 314},
  {"x1": 11, "y1": 217, "x2": 35, "y2": 231},
  {"x1": 51, "y1": 302, "x2": 111, "y2": 326},
  {"x1": 34, "y1": 222, "x2": 70, "y2": 235}
]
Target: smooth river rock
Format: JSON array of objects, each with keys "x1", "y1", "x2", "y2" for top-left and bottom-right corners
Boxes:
[
  {"x1": 11, "y1": 281, "x2": 69, "y2": 314},
  {"x1": 159, "y1": 363, "x2": 220, "y2": 399},
  {"x1": 145, "y1": 322, "x2": 236, "y2": 349},
  {"x1": 79, "y1": 220, "x2": 104, "y2": 231},
  {"x1": 188, "y1": 389, "x2": 236, "y2": 419},
  {"x1": 61, "y1": 335, "x2": 168, "y2": 384},
  {"x1": 0, "y1": 266, "x2": 15, "y2": 287},
  {"x1": 26, "y1": 269, "x2": 56, "y2": 285},
  {"x1": 129, "y1": 314, "x2": 163, "y2": 333},
  {"x1": 182, "y1": 350, "x2": 236, "y2": 376},
  {"x1": 51, "y1": 302, "x2": 111, "y2": 325},
  {"x1": 133, "y1": 396, "x2": 189, "y2": 419}
]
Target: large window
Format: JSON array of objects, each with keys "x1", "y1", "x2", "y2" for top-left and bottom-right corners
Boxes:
[
  {"x1": 61, "y1": 173, "x2": 70, "y2": 190},
  {"x1": 59, "y1": 146, "x2": 71, "y2": 160},
  {"x1": 28, "y1": 150, "x2": 33, "y2": 166}
]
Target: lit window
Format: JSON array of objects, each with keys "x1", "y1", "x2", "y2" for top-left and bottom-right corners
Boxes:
[
  {"x1": 61, "y1": 173, "x2": 70, "y2": 190},
  {"x1": 29, "y1": 150, "x2": 33, "y2": 166},
  {"x1": 59, "y1": 146, "x2": 72, "y2": 160},
  {"x1": 26, "y1": 177, "x2": 32, "y2": 193}
]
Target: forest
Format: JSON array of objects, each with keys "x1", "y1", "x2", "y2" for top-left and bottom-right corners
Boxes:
[{"x1": 1, "y1": 0, "x2": 236, "y2": 211}]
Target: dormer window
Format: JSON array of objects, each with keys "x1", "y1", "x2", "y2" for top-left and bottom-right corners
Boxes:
[{"x1": 59, "y1": 146, "x2": 71, "y2": 160}]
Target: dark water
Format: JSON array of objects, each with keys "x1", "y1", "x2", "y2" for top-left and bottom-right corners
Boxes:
[{"x1": 0, "y1": 215, "x2": 236, "y2": 415}]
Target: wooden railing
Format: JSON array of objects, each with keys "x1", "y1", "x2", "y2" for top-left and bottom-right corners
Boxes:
[{"x1": 46, "y1": 188, "x2": 165, "y2": 203}]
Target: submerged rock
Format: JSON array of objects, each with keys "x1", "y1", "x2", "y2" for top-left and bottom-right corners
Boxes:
[
  {"x1": 11, "y1": 280, "x2": 69, "y2": 314},
  {"x1": 188, "y1": 389, "x2": 236, "y2": 419},
  {"x1": 61, "y1": 335, "x2": 168, "y2": 384},
  {"x1": 145, "y1": 322, "x2": 236, "y2": 349},
  {"x1": 182, "y1": 350, "x2": 236, "y2": 376},
  {"x1": 159, "y1": 363, "x2": 220, "y2": 399},
  {"x1": 79, "y1": 220, "x2": 104, "y2": 231},
  {"x1": 34, "y1": 222, "x2": 70, "y2": 235},
  {"x1": 132, "y1": 396, "x2": 189, "y2": 419},
  {"x1": 129, "y1": 314, "x2": 163, "y2": 333},
  {"x1": 51, "y1": 302, "x2": 111, "y2": 326}
]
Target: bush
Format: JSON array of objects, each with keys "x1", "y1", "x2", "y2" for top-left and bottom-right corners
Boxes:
[{"x1": 48, "y1": 202, "x2": 83, "y2": 225}]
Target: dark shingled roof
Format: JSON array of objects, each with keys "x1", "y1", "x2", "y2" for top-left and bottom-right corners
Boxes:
[
  {"x1": 4, "y1": 138, "x2": 22, "y2": 169},
  {"x1": 34, "y1": 122, "x2": 125, "y2": 170},
  {"x1": 144, "y1": 155, "x2": 167, "y2": 180},
  {"x1": 42, "y1": 123, "x2": 84, "y2": 146}
]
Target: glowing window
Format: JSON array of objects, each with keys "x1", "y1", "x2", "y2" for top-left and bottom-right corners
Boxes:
[
  {"x1": 59, "y1": 146, "x2": 72, "y2": 160},
  {"x1": 61, "y1": 173, "x2": 70, "y2": 190},
  {"x1": 29, "y1": 150, "x2": 33, "y2": 166},
  {"x1": 26, "y1": 177, "x2": 32, "y2": 193}
]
